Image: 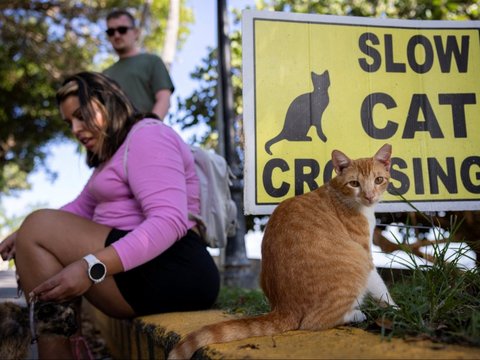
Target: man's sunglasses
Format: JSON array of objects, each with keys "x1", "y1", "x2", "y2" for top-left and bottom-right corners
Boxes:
[{"x1": 106, "y1": 26, "x2": 133, "y2": 37}]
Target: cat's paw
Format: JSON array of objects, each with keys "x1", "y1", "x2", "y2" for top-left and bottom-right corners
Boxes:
[
  {"x1": 377, "y1": 297, "x2": 399, "y2": 310},
  {"x1": 389, "y1": 301, "x2": 400, "y2": 310},
  {"x1": 343, "y1": 309, "x2": 367, "y2": 323}
]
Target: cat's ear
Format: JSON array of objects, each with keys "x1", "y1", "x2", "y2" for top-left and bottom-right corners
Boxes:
[
  {"x1": 374, "y1": 143, "x2": 392, "y2": 171},
  {"x1": 323, "y1": 70, "x2": 330, "y2": 85},
  {"x1": 332, "y1": 150, "x2": 351, "y2": 174}
]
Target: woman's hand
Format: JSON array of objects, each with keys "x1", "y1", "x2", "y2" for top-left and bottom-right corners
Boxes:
[
  {"x1": 31, "y1": 260, "x2": 93, "y2": 302},
  {"x1": 0, "y1": 231, "x2": 17, "y2": 261}
]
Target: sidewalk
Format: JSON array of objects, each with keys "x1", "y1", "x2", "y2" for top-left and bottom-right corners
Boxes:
[{"x1": 0, "y1": 269, "x2": 25, "y2": 305}]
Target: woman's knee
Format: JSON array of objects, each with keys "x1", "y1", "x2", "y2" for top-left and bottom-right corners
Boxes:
[{"x1": 16, "y1": 209, "x2": 59, "y2": 248}]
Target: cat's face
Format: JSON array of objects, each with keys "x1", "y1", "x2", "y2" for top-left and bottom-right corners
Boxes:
[
  {"x1": 338, "y1": 159, "x2": 390, "y2": 207},
  {"x1": 332, "y1": 144, "x2": 392, "y2": 207}
]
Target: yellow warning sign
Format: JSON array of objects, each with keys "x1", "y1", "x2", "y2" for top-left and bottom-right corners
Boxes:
[{"x1": 242, "y1": 11, "x2": 480, "y2": 214}]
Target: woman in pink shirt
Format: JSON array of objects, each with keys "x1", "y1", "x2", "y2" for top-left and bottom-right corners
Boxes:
[{"x1": 0, "y1": 72, "x2": 220, "y2": 358}]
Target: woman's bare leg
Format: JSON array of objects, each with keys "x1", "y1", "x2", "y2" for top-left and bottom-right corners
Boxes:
[{"x1": 15, "y1": 209, "x2": 135, "y2": 359}]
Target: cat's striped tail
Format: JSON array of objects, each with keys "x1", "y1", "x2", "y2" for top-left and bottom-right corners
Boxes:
[{"x1": 168, "y1": 311, "x2": 297, "y2": 359}]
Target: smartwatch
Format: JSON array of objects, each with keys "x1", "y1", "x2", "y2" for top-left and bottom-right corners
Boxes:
[{"x1": 83, "y1": 254, "x2": 107, "y2": 284}]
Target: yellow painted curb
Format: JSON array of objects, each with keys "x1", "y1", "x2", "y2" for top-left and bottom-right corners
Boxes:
[{"x1": 85, "y1": 304, "x2": 480, "y2": 359}]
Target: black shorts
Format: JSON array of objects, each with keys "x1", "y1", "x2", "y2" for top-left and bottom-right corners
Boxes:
[{"x1": 105, "y1": 229, "x2": 220, "y2": 316}]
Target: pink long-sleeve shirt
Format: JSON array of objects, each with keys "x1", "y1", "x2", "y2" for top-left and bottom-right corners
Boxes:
[{"x1": 61, "y1": 119, "x2": 200, "y2": 271}]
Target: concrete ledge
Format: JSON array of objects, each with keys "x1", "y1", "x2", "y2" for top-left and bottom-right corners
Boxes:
[
  {"x1": 84, "y1": 303, "x2": 235, "y2": 359},
  {"x1": 84, "y1": 302, "x2": 480, "y2": 359}
]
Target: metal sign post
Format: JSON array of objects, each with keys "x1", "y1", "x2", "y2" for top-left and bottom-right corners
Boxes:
[{"x1": 217, "y1": 0, "x2": 252, "y2": 288}]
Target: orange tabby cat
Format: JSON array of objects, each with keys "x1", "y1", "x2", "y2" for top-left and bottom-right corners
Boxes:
[{"x1": 169, "y1": 144, "x2": 396, "y2": 359}]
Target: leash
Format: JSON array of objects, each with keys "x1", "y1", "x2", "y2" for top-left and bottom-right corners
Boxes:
[
  {"x1": 29, "y1": 293, "x2": 38, "y2": 344},
  {"x1": 70, "y1": 335, "x2": 94, "y2": 360}
]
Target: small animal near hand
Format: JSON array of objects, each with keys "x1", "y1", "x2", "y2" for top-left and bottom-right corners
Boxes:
[
  {"x1": 0, "y1": 301, "x2": 77, "y2": 359},
  {"x1": 169, "y1": 144, "x2": 397, "y2": 359}
]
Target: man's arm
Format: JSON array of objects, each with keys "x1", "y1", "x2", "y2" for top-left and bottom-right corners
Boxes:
[{"x1": 152, "y1": 89, "x2": 172, "y2": 120}]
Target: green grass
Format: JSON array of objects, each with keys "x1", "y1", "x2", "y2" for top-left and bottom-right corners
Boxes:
[
  {"x1": 359, "y1": 232, "x2": 480, "y2": 347},
  {"x1": 214, "y1": 286, "x2": 270, "y2": 316},
  {"x1": 214, "y1": 214, "x2": 479, "y2": 347}
]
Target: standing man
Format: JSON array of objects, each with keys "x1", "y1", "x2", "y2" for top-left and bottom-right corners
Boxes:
[{"x1": 104, "y1": 9, "x2": 174, "y2": 120}]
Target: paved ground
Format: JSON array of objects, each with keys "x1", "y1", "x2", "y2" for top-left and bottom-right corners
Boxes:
[{"x1": 0, "y1": 269, "x2": 25, "y2": 305}]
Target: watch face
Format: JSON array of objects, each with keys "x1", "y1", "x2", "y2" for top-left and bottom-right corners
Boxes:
[{"x1": 90, "y1": 263, "x2": 106, "y2": 280}]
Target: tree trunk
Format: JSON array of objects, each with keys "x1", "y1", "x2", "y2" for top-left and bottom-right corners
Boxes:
[
  {"x1": 161, "y1": 0, "x2": 180, "y2": 70},
  {"x1": 138, "y1": 0, "x2": 152, "y2": 47}
]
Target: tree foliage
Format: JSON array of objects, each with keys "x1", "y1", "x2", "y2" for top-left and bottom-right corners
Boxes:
[
  {"x1": 256, "y1": 0, "x2": 479, "y2": 19},
  {"x1": 0, "y1": 0, "x2": 192, "y2": 197},
  {"x1": 175, "y1": 0, "x2": 479, "y2": 146},
  {"x1": 175, "y1": 9, "x2": 244, "y2": 147}
]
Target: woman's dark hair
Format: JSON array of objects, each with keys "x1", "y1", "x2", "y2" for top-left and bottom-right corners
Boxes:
[{"x1": 56, "y1": 72, "x2": 157, "y2": 167}]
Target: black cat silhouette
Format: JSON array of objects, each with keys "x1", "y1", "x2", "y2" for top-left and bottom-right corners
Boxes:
[{"x1": 265, "y1": 70, "x2": 330, "y2": 155}]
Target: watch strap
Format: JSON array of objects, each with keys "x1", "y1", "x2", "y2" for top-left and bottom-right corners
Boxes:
[
  {"x1": 83, "y1": 254, "x2": 106, "y2": 284},
  {"x1": 83, "y1": 254, "x2": 98, "y2": 267}
]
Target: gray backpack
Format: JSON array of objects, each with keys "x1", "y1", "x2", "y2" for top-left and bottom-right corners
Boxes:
[
  {"x1": 123, "y1": 120, "x2": 237, "y2": 248},
  {"x1": 189, "y1": 146, "x2": 237, "y2": 248}
]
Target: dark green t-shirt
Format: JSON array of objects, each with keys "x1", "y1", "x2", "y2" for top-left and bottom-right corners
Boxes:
[{"x1": 104, "y1": 53, "x2": 174, "y2": 113}]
